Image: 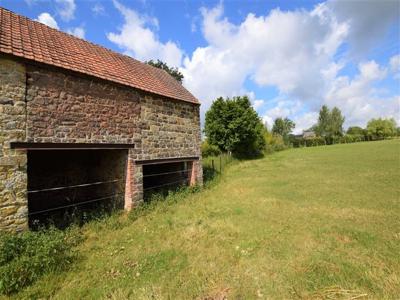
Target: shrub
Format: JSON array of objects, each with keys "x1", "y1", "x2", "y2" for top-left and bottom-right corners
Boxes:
[
  {"x1": 306, "y1": 136, "x2": 326, "y2": 147},
  {"x1": 201, "y1": 140, "x2": 221, "y2": 158},
  {"x1": 291, "y1": 133, "x2": 370, "y2": 148},
  {"x1": 291, "y1": 136, "x2": 326, "y2": 147},
  {"x1": 264, "y1": 132, "x2": 287, "y2": 153},
  {"x1": 340, "y1": 134, "x2": 365, "y2": 143},
  {"x1": 0, "y1": 227, "x2": 82, "y2": 295},
  {"x1": 366, "y1": 118, "x2": 397, "y2": 139}
]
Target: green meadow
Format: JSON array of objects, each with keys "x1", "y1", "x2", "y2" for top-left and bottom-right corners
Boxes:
[{"x1": 10, "y1": 140, "x2": 400, "y2": 299}]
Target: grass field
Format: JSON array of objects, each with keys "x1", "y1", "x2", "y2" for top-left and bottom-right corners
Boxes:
[{"x1": 11, "y1": 140, "x2": 400, "y2": 299}]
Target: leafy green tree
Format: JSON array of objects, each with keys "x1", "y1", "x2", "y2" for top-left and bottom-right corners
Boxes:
[
  {"x1": 315, "y1": 105, "x2": 345, "y2": 138},
  {"x1": 329, "y1": 107, "x2": 345, "y2": 137},
  {"x1": 204, "y1": 96, "x2": 265, "y2": 156},
  {"x1": 347, "y1": 126, "x2": 365, "y2": 135},
  {"x1": 315, "y1": 105, "x2": 330, "y2": 137},
  {"x1": 272, "y1": 117, "x2": 295, "y2": 144},
  {"x1": 366, "y1": 118, "x2": 397, "y2": 139},
  {"x1": 146, "y1": 59, "x2": 184, "y2": 83}
]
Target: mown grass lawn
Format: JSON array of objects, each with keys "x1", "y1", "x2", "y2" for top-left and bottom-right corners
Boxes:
[{"x1": 11, "y1": 140, "x2": 400, "y2": 299}]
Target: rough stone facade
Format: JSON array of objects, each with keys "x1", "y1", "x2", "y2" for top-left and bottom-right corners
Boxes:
[
  {"x1": 0, "y1": 56, "x2": 202, "y2": 231},
  {"x1": 25, "y1": 64, "x2": 142, "y2": 145},
  {"x1": 0, "y1": 58, "x2": 28, "y2": 231}
]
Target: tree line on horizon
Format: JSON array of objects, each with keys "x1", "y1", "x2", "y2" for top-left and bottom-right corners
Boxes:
[
  {"x1": 202, "y1": 96, "x2": 399, "y2": 158},
  {"x1": 289, "y1": 105, "x2": 398, "y2": 148}
]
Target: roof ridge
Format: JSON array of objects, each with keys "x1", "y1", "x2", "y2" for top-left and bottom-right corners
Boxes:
[{"x1": 0, "y1": 6, "x2": 199, "y2": 104}]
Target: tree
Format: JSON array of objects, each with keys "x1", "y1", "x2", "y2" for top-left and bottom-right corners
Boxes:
[
  {"x1": 272, "y1": 117, "x2": 295, "y2": 144},
  {"x1": 314, "y1": 105, "x2": 345, "y2": 138},
  {"x1": 366, "y1": 118, "x2": 397, "y2": 139},
  {"x1": 146, "y1": 59, "x2": 184, "y2": 83},
  {"x1": 315, "y1": 105, "x2": 330, "y2": 137},
  {"x1": 204, "y1": 96, "x2": 265, "y2": 156},
  {"x1": 329, "y1": 107, "x2": 345, "y2": 137},
  {"x1": 347, "y1": 126, "x2": 364, "y2": 135}
]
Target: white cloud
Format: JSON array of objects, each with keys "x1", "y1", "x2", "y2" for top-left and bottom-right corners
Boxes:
[
  {"x1": 181, "y1": 45, "x2": 249, "y2": 115},
  {"x1": 325, "y1": 60, "x2": 399, "y2": 127},
  {"x1": 246, "y1": 91, "x2": 265, "y2": 110},
  {"x1": 180, "y1": 1, "x2": 398, "y2": 131},
  {"x1": 292, "y1": 112, "x2": 319, "y2": 134},
  {"x1": 390, "y1": 55, "x2": 400, "y2": 71},
  {"x1": 358, "y1": 60, "x2": 387, "y2": 81},
  {"x1": 67, "y1": 26, "x2": 85, "y2": 39},
  {"x1": 262, "y1": 99, "x2": 303, "y2": 130},
  {"x1": 181, "y1": 3, "x2": 349, "y2": 117},
  {"x1": 36, "y1": 12, "x2": 59, "y2": 29},
  {"x1": 264, "y1": 100, "x2": 302, "y2": 121},
  {"x1": 325, "y1": 0, "x2": 399, "y2": 58},
  {"x1": 107, "y1": 0, "x2": 182, "y2": 67},
  {"x1": 253, "y1": 100, "x2": 264, "y2": 110},
  {"x1": 55, "y1": 0, "x2": 76, "y2": 21},
  {"x1": 92, "y1": 3, "x2": 105, "y2": 16}
]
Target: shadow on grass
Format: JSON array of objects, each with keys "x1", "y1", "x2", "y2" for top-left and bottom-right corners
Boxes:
[{"x1": 203, "y1": 165, "x2": 218, "y2": 184}]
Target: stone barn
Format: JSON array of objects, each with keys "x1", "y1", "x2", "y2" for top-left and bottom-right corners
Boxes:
[{"x1": 0, "y1": 8, "x2": 202, "y2": 231}]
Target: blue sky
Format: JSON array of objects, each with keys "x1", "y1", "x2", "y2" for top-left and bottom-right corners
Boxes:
[{"x1": 2, "y1": 0, "x2": 399, "y2": 133}]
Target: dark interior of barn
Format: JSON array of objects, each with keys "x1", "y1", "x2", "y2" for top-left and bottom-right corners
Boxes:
[
  {"x1": 142, "y1": 161, "x2": 191, "y2": 200},
  {"x1": 27, "y1": 149, "x2": 127, "y2": 229}
]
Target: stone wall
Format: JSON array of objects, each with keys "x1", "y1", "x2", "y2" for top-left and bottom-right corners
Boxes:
[
  {"x1": 25, "y1": 65, "x2": 142, "y2": 145},
  {"x1": 0, "y1": 58, "x2": 28, "y2": 231},
  {"x1": 0, "y1": 57, "x2": 202, "y2": 230},
  {"x1": 25, "y1": 64, "x2": 201, "y2": 161},
  {"x1": 138, "y1": 96, "x2": 201, "y2": 160}
]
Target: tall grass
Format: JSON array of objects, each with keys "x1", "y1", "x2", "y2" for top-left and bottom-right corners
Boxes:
[{"x1": 0, "y1": 227, "x2": 83, "y2": 295}]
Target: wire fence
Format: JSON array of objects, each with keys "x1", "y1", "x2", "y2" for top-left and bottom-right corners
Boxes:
[
  {"x1": 142, "y1": 169, "x2": 191, "y2": 178},
  {"x1": 27, "y1": 179, "x2": 123, "y2": 194},
  {"x1": 27, "y1": 167, "x2": 192, "y2": 218},
  {"x1": 28, "y1": 193, "x2": 123, "y2": 216},
  {"x1": 202, "y1": 153, "x2": 233, "y2": 173},
  {"x1": 143, "y1": 178, "x2": 189, "y2": 191}
]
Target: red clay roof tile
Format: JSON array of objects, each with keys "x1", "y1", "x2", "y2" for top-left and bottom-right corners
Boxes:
[{"x1": 0, "y1": 7, "x2": 199, "y2": 104}]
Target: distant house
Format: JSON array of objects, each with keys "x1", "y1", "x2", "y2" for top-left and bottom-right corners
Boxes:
[
  {"x1": 0, "y1": 8, "x2": 202, "y2": 231},
  {"x1": 302, "y1": 130, "x2": 316, "y2": 139}
]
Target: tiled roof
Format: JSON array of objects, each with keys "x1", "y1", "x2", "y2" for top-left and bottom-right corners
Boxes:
[{"x1": 0, "y1": 7, "x2": 199, "y2": 104}]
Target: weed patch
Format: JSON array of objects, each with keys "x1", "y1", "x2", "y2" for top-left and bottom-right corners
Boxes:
[{"x1": 0, "y1": 227, "x2": 83, "y2": 295}]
